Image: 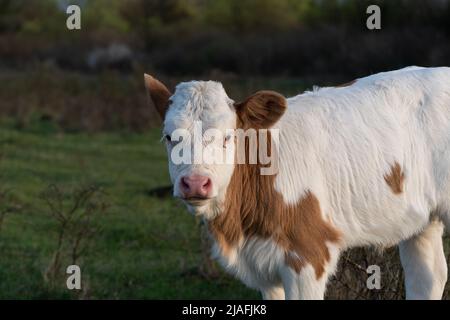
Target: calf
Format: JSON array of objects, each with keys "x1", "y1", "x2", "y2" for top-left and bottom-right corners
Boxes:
[{"x1": 145, "y1": 66, "x2": 450, "y2": 299}]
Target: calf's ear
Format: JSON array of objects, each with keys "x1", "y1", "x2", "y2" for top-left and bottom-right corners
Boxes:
[
  {"x1": 234, "y1": 90, "x2": 286, "y2": 129},
  {"x1": 144, "y1": 74, "x2": 172, "y2": 121}
]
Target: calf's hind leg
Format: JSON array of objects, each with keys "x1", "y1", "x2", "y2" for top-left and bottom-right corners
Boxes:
[{"x1": 399, "y1": 220, "x2": 448, "y2": 299}]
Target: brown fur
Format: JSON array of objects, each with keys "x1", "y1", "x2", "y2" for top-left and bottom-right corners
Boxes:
[
  {"x1": 384, "y1": 162, "x2": 405, "y2": 194},
  {"x1": 209, "y1": 91, "x2": 341, "y2": 279},
  {"x1": 234, "y1": 91, "x2": 287, "y2": 129},
  {"x1": 144, "y1": 74, "x2": 172, "y2": 120}
]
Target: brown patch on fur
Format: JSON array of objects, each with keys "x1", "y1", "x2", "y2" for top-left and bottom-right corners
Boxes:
[
  {"x1": 234, "y1": 91, "x2": 287, "y2": 129},
  {"x1": 144, "y1": 74, "x2": 172, "y2": 120},
  {"x1": 285, "y1": 252, "x2": 304, "y2": 273},
  {"x1": 384, "y1": 162, "x2": 405, "y2": 194},
  {"x1": 335, "y1": 79, "x2": 356, "y2": 88},
  {"x1": 208, "y1": 99, "x2": 341, "y2": 278}
]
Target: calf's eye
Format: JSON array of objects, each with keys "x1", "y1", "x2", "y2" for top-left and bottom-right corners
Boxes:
[{"x1": 165, "y1": 134, "x2": 172, "y2": 142}]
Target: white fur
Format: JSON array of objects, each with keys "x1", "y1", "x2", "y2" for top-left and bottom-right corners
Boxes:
[
  {"x1": 274, "y1": 66, "x2": 450, "y2": 248},
  {"x1": 399, "y1": 219, "x2": 448, "y2": 299},
  {"x1": 279, "y1": 242, "x2": 341, "y2": 299},
  {"x1": 212, "y1": 237, "x2": 285, "y2": 291},
  {"x1": 164, "y1": 81, "x2": 236, "y2": 218},
  {"x1": 163, "y1": 67, "x2": 450, "y2": 299}
]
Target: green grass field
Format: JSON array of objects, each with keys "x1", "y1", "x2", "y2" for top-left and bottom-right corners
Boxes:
[{"x1": 0, "y1": 119, "x2": 258, "y2": 299}]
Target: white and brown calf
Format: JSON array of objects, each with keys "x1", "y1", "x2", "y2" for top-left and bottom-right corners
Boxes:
[{"x1": 145, "y1": 66, "x2": 450, "y2": 300}]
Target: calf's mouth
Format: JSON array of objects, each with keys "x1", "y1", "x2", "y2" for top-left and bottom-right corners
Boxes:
[{"x1": 182, "y1": 196, "x2": 215, "y2": 207}]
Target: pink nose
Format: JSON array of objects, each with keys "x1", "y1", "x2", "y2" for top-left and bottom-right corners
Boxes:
[{"x1": 180, "y1": 175, "x2": 212, "y2": 199}]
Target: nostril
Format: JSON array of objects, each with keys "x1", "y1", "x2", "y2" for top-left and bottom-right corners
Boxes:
[
  {"x1": 202, "y1": 178, "x2": 212, "y2": 190},
  {"x1": 181, "y1": 177, "x2": 190, "y2": 191}
]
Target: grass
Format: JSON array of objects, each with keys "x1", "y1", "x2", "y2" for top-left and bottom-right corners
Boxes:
[{"x1": 0, "y1": 118, "x2": 258, "y2": 299}]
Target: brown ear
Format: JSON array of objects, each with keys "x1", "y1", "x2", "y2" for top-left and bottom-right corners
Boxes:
[
  {"x1": 144, "y1": 74, "x2": 172, "y2": 120},
  {"x1": 234, "y1": 90, "x2": 286, "y2": 129}
]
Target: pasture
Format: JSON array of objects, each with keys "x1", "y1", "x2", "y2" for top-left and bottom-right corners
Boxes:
[
  {"x1": 0, "y1": 116, "x2": 263, "y2": 299},
  {"x1": 1, "y1": 71, "x2": 449, "y2": 299}
]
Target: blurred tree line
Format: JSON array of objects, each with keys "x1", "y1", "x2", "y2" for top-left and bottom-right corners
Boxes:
[{"x1": 1, "y1": 0, "x2": 450, "y2": 77}]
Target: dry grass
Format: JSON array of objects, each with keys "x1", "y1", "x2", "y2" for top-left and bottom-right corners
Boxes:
[
  {"x1": 41, "y1": 184, "x2": 109, "y2": 297},
  {"x1": 0, "y1": 66, "x2": 160, "y2": 133},
  {"x1": 327, "y1": 247, "x2": 406, "y2": 299},
  {"x1": 327, "y1": 241, "x2": 450, "y2": 299},
  {"x1": 0, "y1": 67, "x2": 318, "y2": 137}
]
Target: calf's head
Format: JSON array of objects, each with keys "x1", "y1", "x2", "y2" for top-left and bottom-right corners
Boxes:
[{"x1": 145, "y1": 74, "x2": 286, "y2": 218}]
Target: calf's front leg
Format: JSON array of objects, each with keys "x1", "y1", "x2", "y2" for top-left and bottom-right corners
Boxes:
[
  {"x1": 280, "y1": 245, "x2": 341, "y2": 300},
  {"x1": 261, "y1": 286, "x2": 285, "y2": 300},
  {"x1": 280, "y1": 265, "x2": 330, "y2": 299}
]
